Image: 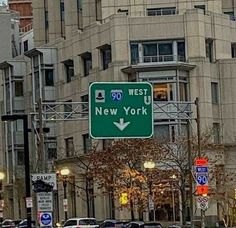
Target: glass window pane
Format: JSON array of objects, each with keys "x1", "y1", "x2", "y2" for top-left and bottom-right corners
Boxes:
[
  {"x1": 158, "y1": 43, "x2": 173, "y2": 56},
  {"x1": 154, "y1": 125, "x2": 170, "y2": 140},
  {"x1": 153, "y1": 83, "x2": 168, "y2": 101},
  {"x1": 211, "y1": 82, "x2": 218, "y2": 104},
  {"x1": 143, "y1": 44, "x2": 157, "y2": 56},
  {"x1": 15, "y1": 81, "x2": 23, "y2": 96},
  {"x1": 213, "y1": 123, "x2": 220, "y2": 144},
  {"x1": 131, "y1": 44, "x2": 139, "y2": 64},
  {"x1": 45, "y1": 69, "x2": 54, "y2": 86}
]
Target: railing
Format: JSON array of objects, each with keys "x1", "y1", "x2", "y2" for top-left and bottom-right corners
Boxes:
[
  {"x1": 19, "y1": 23, "x2": 33, "y2": 34},
  {"x1": 131, "y1": 55, "x2": 186, "y2": 65},
  {"x1": 147, "y1": 9, "x2": 178, "y2": 16}
]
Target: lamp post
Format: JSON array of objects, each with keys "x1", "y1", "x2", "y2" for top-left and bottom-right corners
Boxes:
[
  {"x1": 170, "y1": 174, "x2": 177, "y2": 222},
  {"x1": 0, "y1": 171, "x2": 5, "y2": 225},
  {"x1": 60, "y1": 167, "x2": 70, "y2": 221},
  {"x1": 1, "y1": 114, "x2": 31, "y2": 228},
  {"x1": 144, "y1": 161, "x2": 156, "y2": 221}
]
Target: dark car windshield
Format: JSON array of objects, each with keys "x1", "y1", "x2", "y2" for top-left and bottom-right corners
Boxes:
[{"x1": 79, "y1": 219, "x2": 97, "y2": 225}]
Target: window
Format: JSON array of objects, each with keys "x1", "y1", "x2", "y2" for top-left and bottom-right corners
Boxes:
[
  {"x1": 194, "y1": 5, "x2": 206, "y2": 12},
  {"x1": 15, "y1": 119, "x2": 23, "y2": 131},
  {"x1": 23, "y1": 40, "x2": 28, "y2": 52},
  {"x1": 231, "y1": 43, "x2": 236, "y2": 58},
  {"x1": 60, "y1": 0, "x2": 65, "y2": 37},
  {"x1": 206, "y1": 39, "x2": 213, "y2": 63},
  {"x1": 80, "y1": 52, "x2": 92, "y2": 76},
  {"x1": 147, "y1": 7, "x2": 176, "y2": 16},
  {"x1": 64, "y1": 60, "x2": 74, "y2": 82},
  {"x1": 179, "y1": 82, "x2": 187, "y2": 101},
  {"x1": 131, "y1": 44, "x2": 139, "y2": 64},
  {"x1": 15, "y1": 81, "x2": 23, "y2": 96},
  {"x1": 45, "y1": 69, "x2": 54, "y2": 86},
  {"x1": 47, "y1": 140, "x2": 57, "y2": 159},
  {"x1": 83, "y1": 134, "x2": 92, "y2": 153},
  {"x1": 77, "y1": 0, "x2": 83, "y2": 29},
  {"x1": 153, "y1": 83, "x2": 173, "y2": 101},
  {"x1": 64, "y1": 100, "x2": 72, "y2": 118},
  {"x1": 177, "y1": 41, "x2": 185, "y2": 61},
  {"x1": 143, "y1": 43, "x2": 157, "y2": 62},
  {"x1": 81, "y1": 94, "x2": 89, "y2": 116},
  {"x1": 65, "y1": 137, "x2": 74, "y2": 157},
  {"x1": 64, "y1": 220, "x2": 77, "y2": 227},
  {"x1": 100, "y1": 45, "x2": 112, "y2": 70},
  {"x1": 17, "y1": 150, "x2": 24, "y2": 166},
  {"x1": 95, "y1": 0, "x2": 102, "y2": 21},
  {"x1": 211, "y1": 82, "x2": 219, "y2": 104},
  {"x1": 158, "y1": 43, "x2": 173, "y2": 61},
  {"x1": 213, "y1": 123, "x2": 220, "y2": 144},
  {"x1": 154, "y1": 124, "x2": 176, "y2": 142}
]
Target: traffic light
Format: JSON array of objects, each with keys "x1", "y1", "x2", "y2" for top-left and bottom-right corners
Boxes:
[{"x1": 119, "y1": 192, "x2": 128, "y2": 205}]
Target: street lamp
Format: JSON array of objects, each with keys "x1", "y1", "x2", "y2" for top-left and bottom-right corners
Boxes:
[
  {"x1": 60, "y1": 167, "x2": 70, "y2": 221},
  {"x1": 170, "y1": 174, "x2": 177, "y2": 222},
  {"x1": 144, "y1": 161, "x2": 156, "y2": 221},
  {"x1": 0, "y1": 171, "x2": 5, "y2": 225},
  {"x1": 1, "y1": 114, "x2": 32, "y2": 228}
]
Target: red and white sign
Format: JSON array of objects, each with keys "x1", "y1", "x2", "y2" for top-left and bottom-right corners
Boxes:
[
  {"x1": 196, "y1": 196, "x2": 209, "y2": 210},
  {"x1": 195, "y1": 158, "x2": 208, "y2": 166},
  {"x1": 26, "y1": 197, "x2": 33, "y2": 208}
]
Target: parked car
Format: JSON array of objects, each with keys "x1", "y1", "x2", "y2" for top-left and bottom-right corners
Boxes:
[
  {"x1": 99, "y1": 220, "x2": 127, "y2": 228},
  {"x1": 17, "y1": 219, "x2": 35, "y2": 227},
  {"x1": 1, "y1": 219, "x2": 15, "y2": 228},
  {"x1": 63, "y1": 218, "x2": 98, "y2": 228},
  {"x1": 144, "y1": 222, "x2": 163, "y2": 228},
  {"x1": 126, "y1": 222, "x2": 163, "y2": 228},
  {"x1": 126, "y1": 221, "x2": 144, "y2": 228}
]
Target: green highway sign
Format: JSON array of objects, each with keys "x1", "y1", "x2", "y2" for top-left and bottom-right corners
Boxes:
[{"x1": 89, "y1": 82, "x2": 153, "y2": 139}]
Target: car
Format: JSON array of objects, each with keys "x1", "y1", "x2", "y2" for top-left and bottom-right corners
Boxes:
[
  {"x1": 126, "y1": 222, "x2": 163, "y2": 228},
  {"x1": 126, "y1": 221, "x2": 145, "y2": 228},
  {"x1": 99, "y1": 220, "x2": 127, "y2": 228},
  {"x1": 2, "y1": 219, "x2": 15, "y2": 228},
  {"x1": 63, "y1": 218, "x2": 98, "y2": 228},
  {"x1": 144, "y1": 222, "x2": 163, "y2": 228},
  {"x1": 17, "y1": 219, "x2": 36, "y2": 227}
]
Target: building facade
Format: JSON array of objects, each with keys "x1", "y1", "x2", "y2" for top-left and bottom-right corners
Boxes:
[{"x1": 2, "y1": 0, "x2": 236, "y2": 225}]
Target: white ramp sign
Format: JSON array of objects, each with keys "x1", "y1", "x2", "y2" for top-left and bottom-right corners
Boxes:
[{"x1": 32, "y1": 173, "x2": 57, "y2": 190}]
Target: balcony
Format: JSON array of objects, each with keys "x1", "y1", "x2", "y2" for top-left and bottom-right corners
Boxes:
[{"x1": 132, "y1": 55, "x2": 186, "y2": 65}]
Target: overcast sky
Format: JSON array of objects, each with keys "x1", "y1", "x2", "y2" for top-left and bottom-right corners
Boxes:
[{"x1": 0, "y1": 0, "x2": 7, "y2": 5}]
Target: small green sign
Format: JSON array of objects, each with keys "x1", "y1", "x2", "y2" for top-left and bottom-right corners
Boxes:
[{"x1": 89, "y1": 82, "x2": 153, "y2": 139}]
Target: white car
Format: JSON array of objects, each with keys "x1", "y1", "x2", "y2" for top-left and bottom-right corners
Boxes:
[{"x1": 63, "y1": 218, "x2": 98, "y2": 228}]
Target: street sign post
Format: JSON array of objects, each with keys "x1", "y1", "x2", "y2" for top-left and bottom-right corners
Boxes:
[{"x1": 89, "y1": 82, "x2": 153, "y2": 139}]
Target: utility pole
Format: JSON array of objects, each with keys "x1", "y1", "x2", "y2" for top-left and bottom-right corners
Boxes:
[{"x1": 195, "y1": 98, "x2": 205, "y2": 228}]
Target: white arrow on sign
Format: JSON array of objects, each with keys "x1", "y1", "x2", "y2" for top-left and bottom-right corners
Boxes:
[{"x1": 113, "y1": 118, "x2": 130, "y2": 131}]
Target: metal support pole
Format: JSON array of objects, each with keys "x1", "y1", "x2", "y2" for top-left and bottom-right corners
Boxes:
[
  {"x1": 195, "y1": 98, "x2": 205, "y2": 228},
  {"x1": 63, "y1": 180, "x2": 68, "y2": 221},
  {"x1": 23, "y1": 115, "x2": 32, "y2": 228},
  {"x1": 38, "y1": 98, "x2": 46, "y2": 172},
  {"x1": 187, "y1": 121, "x2": 194, "y2": 228},
  {"x1": 172, "y1": 189, "x2": 176, "y2": 222},
  {"x1": 0, "y1": 180, "x2": 3, "y2": 225}
]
